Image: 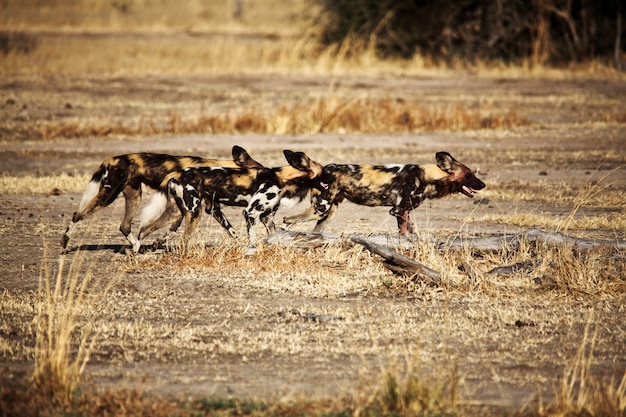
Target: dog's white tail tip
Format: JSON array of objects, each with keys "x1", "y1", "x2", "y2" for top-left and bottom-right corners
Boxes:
[{"x1": 77, "y1": 180, "x2": 101, "y2": 213}]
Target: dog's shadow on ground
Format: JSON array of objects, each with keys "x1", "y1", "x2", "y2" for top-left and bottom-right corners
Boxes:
[
  {"x1": 62, "y1": 242, "x2": 170, "y2": 255},
  {"x1": 63, "y1": 243, "x2": 129, "y2": 254}
]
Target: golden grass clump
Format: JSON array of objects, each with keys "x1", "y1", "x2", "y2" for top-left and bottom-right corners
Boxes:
[
  {"x1": 357, "y1": 354, "x2": 458, "y2": 417},
  {"x1": 30, "y1": 245, "x2": 120, "y2": 411},
  {"x1": 30, "y1": 97, "x2": 529, "y2": 140},
  {"x1": 529, "y1": 315, "x2": 626, "y2": 417},
  {"x1": 0, "y1": 173, "x2": 91, "y2": 194}
]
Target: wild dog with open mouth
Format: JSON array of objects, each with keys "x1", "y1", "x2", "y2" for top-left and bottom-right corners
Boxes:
[
  {"x1": 61, "y1": 145, "x2": 262, "y2": 250},
  {"x1": 137, "y1": 150, "x2": 323, "y2": 254},
  {"x1": 283, "y1": 151, "x2": 485, "y2": 235}
]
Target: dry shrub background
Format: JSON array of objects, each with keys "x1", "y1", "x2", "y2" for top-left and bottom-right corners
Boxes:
[{"x1": 30, "y1": 98, "x2": 528, "y2": 140}]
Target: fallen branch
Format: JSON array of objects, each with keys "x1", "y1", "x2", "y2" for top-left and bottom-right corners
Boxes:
[
  {"x1": 443, "y1": 227, "x2": 626, "y2": 251},
  {"x1": 349, "y1": 235, "x2": 442, "y2": 283},
  {"x1": 270, "y1": 227, "x2": 626, "y2": 252},
  {"x1": 267, "y1": 229, "x2": 439, "y2": 281},
  {"x1": 266, "y1": 227, "x2": 625, "y2": 283},
  {"x1": 265, "y1": 229, "x2": 415, "y2": 249}
]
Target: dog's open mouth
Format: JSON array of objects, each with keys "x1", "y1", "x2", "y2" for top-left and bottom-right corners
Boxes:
[{"x1": 462, "y1": 185, "x2": 477, "y2": 198}]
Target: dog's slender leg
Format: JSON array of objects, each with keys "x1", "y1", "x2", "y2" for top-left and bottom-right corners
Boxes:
[
  {"x1": 283, "y1": 204, "x2": 319, "y2": 224},
  {"x1": 312, "y1": 203, "x2": 338, "y2": 232},
  {"x1": 244, "y1": 185, "x2": 283, "y2": 255},
  {"x1": 263, "y1": 207, "x2": 278, "y2": 234},
  {"x1": 61, "y1": 220, "x2": 79, "y2": 248},
  {"x1": 243, "y1": 210, "x2": 259, "y2": 255},
  {"x1": 120, "y1": 185, "x2": 142, "y2": 251},
  {"x1": 406, "y1": 212, "x2": 416, "y2": 234},
  {"x1": 156, "y1": 211, "x2": 183, "y2": 244},
  {"x1": 206, "y1": 198, "x2": 237, "y2": 238},
  {"x1": 181, "y1": 206, "x2": 202, "y2": 253},
  {"x1": 204, "y1": 194, "x2": 237, "y2": 238},
  {"x1": 62, "y1": 180, "x2": 103, "y2": 247},
  {"x1": 394, "y1": 210, "x2": 411, "y2": 236}
]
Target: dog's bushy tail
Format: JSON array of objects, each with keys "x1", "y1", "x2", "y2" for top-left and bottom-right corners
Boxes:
[{"x1": 77, "y1": 164, "x2": 106, "y2": 213}]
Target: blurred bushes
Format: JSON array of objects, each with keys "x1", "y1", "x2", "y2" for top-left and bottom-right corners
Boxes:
[
  {"x1": 0, "y1": 32, "x2": 38, "y2": 54},
  {"x1": 314, "y1": 0, "x2": 624, "y2": 66}
]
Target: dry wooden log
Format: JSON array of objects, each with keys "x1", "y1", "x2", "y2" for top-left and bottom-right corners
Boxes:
[
  {"x1": 265, "y1": 229, "x2": 331, "y2": 248},
  {"x1": 266, "y1": 229, "x2": 440, "y2": 282},
  {"x1": 442, "y1": 234, "x2": 521, "y2": 251},
  {"x1": 444, "y1": 228, "x2": 626, "y2": 251},
  {"x1": 266, "y1": 229, "x2": 415, "y2": 249},
  {"x1": 266, "y1": 227, "x2": 624, "y2": 283},
  {"x1": 524, "y1": 227, "x2": 626, "y2": 250},
  {"x1": 348, "y1": 236, "x2": 442, "y2": 283}
]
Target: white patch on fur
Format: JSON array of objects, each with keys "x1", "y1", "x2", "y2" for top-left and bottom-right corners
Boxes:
[
  {"x1": 313, "y1": 195, "x2": 331, "y2": 215},
  {"x1": 278, "y1": 196, "x2": 299, "y2": 209},
  {"x1": 139, "y1": 191, "x2": 168, "y2": 229},
  {"x1": 232, "y1": 194, "x2": 250, "y2": 204},
  {"x1": 181, "y1": 183, "x2": 201, "y2": 211},
  {"x1": 78, "y1": 180, "x2": 101, "y2": 213},
  {"x1": 251, "y1": 185, "x2": 281, "y2": 210},
  {"x1": 384, "y1": 164, "x2": 405, "y2": 171},
  {"x1": 169, "y1": 182, "x2": 184, "y2": 198}
]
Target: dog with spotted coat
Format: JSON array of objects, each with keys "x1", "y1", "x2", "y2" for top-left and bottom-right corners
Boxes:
[
  {"x1": 61, "y1": 146, "x2": 262, "y2": 250},
  {"x1": 137, "y1": 150, "x2": 323, "y2": 254},
  {"x1": 284, "y1": 151, "x2": 485, "y2": 235}
]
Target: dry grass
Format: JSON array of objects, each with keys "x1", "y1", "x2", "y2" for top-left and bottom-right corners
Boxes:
[
  {"x1": 0, "y1": 173, "x2": 91, "y2": 194},
  {"x1": 2, "y1": 234, "x2": 624, "y2": 416},
  {"x1": 526, "y1": 314, "x2": 626, "y2": 417},
  {"x1": 25, "y1": 97, "x2": 528, "y2": 141},
  {"x1": 29, "y1": 240, "x2": 121, "y2": 410},
  {"x1": 358, "y1": 353, "x2": 459, "y2": 417}
]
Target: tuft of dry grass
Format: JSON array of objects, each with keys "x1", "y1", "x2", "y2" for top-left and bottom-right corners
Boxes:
[
  {"x1": 357, "y1": 353, "x2": 459, "y2": 417},
  {"x1": 0, "y1": 173, "x2": 91, "y2": 194},
  {"x1": 30, "y1": 241, "x2": 120, "y2": 410},
  {"x1": 26, "y1": 97, "x2": 528, "y2": 141},
  {"x1": 524, "y1": 313, "x2": 626, "y2": 417}
]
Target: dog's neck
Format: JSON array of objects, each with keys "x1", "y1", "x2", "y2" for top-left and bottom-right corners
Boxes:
[
  {"x1": 276, "y1": 166, "x2": 310, "y2": 183},
  {"x1": 419, "y1": 164, "x2": 457, "y2": 201},
  {"x1": 421, "y1": 164, "x2": 447, "y2": 181}
]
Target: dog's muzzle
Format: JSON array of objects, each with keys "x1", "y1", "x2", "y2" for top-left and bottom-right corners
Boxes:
[{"x1": 462, "y1": 185, "x2": 476, "y2": 197}]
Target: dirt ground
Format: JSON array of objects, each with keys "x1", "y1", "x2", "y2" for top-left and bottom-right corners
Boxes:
[{"x1": 1, "y1": 72, "x2": 625, "y2": 414}]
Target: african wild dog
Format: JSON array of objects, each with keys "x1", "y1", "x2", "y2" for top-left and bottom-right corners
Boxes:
[
  {"x1": 61, "y1": 146, "x2": 262, "y2": 250},
  {"x1": 137, "y1": 150, "x2": 323, "y2": 254},
  {"x1": 283, "y1": 151, "x2": 485, "y2": 235}
]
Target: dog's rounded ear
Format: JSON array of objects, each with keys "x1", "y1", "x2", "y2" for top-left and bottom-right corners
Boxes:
[
  {"x1": 283, "y1": 150, "x2": 310, "y2": 171},
  {"x1": 232, "y1": 145, "x2": 249, "y2": 164},
  {"x1": 232, "y1": 146, "x2": 262, "y2": 168},
  {"x1": 435, "y1": 152, "x2": 456, "y2": 172}
]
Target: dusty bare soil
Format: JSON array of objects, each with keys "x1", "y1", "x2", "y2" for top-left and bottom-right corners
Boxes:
[{"x1": 1, "y1": 72, "x2": 625, "y2": 415}]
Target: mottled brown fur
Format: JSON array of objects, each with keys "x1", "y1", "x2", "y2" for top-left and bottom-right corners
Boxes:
[
  {"x1": 284, "y1": 152, "x2": 485, "y2": 235},
  {"x1": 61, "y1": 145, "x2": 262, "y2": 249}
]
